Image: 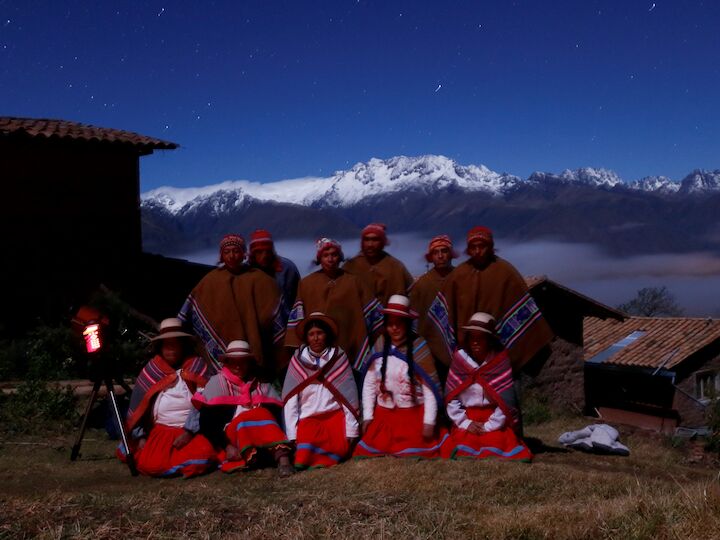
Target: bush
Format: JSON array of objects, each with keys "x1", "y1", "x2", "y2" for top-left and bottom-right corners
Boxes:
[
  {"x1": 706, "y1": 397, "x2": 720, "y2": 453},
  {"x1": 0, "y1": 289, "x2": 157, "y2": 382},
  {"x1": 0, "y1": 379, "x2": 78, "y2": 435},
  {"x1": 522, "y1": 392, "x2": 553, "y2": 425}
]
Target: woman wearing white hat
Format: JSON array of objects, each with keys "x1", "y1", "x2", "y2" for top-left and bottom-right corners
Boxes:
[
  {"x1": 282, "y1": 312, "x2": 360, "y2": 470},
  {"x1": 353, "y1": 295, "x2": 449, "y2": 459},
  {"x1": 120, "y1": 318, "x2": 218, "y2": 478},
  {"x1": 190, "y1": 339, "x2": 294, "y2": 477},
  {"x1": 444, "y1": 312, "x2": 532, "y2": 461}
]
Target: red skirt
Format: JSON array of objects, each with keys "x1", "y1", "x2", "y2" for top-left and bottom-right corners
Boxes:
[
  {"x1": 353, "y1": 405, "x2": 449, "y2": 459},
  {"x1": 448, "y1": 406, "x2": 533, "y2": 461},
  {"x1": 220, "y1": 407, "x2": 291, "y2": 473},
  {"x1": 118, "y1": 424, "x2": 217, "y2": 478},
  {"x1": 294, "y1": 409, "x2": 351, "y2": 469}
]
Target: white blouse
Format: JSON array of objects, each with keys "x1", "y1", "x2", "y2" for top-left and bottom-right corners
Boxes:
[
  {"x1": 362, "y1": 350, "x2": 437, "y2": 426},
  {"x1": 153, "y1": 370, "x2": 194, "y2": 428},
  {"x1": 284, "y1": 348, "x2": 359, "y2": 440}
]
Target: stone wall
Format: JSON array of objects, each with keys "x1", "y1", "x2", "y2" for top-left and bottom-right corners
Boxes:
[
  {"x1": 521, "y1": 336, "x2": 585, "y2": 412},
  {"x1": 672, "y1": 353, "x2": 720, "y2": 427}
]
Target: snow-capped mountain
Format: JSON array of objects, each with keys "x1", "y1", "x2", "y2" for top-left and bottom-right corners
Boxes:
[
  {"x1": 629, "y1": 176, "x2": 680, "y2": 194},
  {"x1": 142, "y1": 156, "x2": 720, "y2": 216},
  {"x1": 678, "y1": 169, "x2": 720, "y2": 195},
  {"x1": 143, "y1": 155, "x2": 521, "y2": 214},
  {"x1": 141, "y1": 155, "x2": 720, "y2": 258}
]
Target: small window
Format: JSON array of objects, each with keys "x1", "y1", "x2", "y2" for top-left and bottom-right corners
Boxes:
[{"x1": 696, "y1": 371, "x2": 720, "y2": 401}]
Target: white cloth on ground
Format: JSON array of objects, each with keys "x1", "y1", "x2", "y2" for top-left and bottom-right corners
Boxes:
[{"x1": 558, "y1": 424, "x2": 630, "y2": 456}]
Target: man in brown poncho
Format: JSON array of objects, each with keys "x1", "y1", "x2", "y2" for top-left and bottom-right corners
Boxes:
[
  {"x1": 426, "y1": 226, "x2": 553, "y2": 372},
  {"x1": 409, "y1": 234, "x2": 458, "y2": 337},
  {"x1": 179, "y1": 234, "x2": 285, "y2": 373},
  {"x1": 284, "y1": 238, "x2": 383, "y2": 371},
  {"x1": 342, "y1": 223, "x2": 413, "y2": 307}
]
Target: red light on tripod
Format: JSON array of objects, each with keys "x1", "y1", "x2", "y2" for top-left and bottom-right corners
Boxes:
[{"x1": 83, "y1": 324, "x2": 102, "y2": 353}]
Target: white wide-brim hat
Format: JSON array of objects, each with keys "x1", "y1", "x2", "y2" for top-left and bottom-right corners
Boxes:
[
  {"x1": 461, "y1": 312, "x2": 497, "y2": 335},
  {"x1": 151, "y1": 318, "x2": 195, "y2": 341},
  {"x1": 219, "y1": 340, "x2": 256, "y2": 361}
]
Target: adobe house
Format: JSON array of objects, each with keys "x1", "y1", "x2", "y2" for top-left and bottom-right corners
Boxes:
[
  {"x1": 583, "y1": 316, "x2": 720, "y2": 433},
  {"x1": 521, "y1": 276, "x2": 627, "y2": 410},
  {"x1": 0, "y1": 116, "x2": 205, "y2": 331}
]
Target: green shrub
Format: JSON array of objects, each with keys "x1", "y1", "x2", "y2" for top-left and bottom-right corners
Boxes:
[
  {"x1": 0, "y1": 379, "x2": 78, "y2": 434},
  {"x1": 706, "y1": 397, "x2": 720, "y2": 453},
  {"x1": 522, "y1": 392, "x2": 553, "y2": 425}
]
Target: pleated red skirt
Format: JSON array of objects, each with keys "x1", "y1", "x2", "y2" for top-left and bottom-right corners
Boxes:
[
  {"x1": 118, "y1": 424, "x2": 217, "y2": 478},
  {"x1": 294, "y1": 409, "x2": 351, "y2": 469},
  {"x1": 448, "y1": 406, "x2": 533, "y2": 461},
  {"x1": 220, "y1": 407, "x2": 291, "y2": 473},
  {"x1": 353, "y1": 405, "x2": 449, "y2": 459}
]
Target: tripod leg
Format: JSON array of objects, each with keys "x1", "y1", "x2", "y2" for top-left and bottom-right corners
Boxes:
[
  {"x1": 70, "y1": 379, "x2": 102, "y2": 461},
  {"x1": 106, "y1": 381, "x2": 139, "y2": 476}
]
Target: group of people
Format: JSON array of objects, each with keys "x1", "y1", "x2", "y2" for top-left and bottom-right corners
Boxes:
[{"x1": 119, "y1": 224, "x2": 554, "y2": 477}]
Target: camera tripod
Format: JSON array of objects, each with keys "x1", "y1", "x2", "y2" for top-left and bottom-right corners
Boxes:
[{"x1": 70, "y1": 362, "x2": 138, "y2": 476}]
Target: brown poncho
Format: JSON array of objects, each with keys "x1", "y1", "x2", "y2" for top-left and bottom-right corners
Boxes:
[
  {"x1": 179, "y1": 266, "x2": 284, "y2": 371},
  {"x1": 342, "y1": 251, "x2": 413, "y2": 307},
  {"x1": 425, "y1": 258, "x2": 553, "y2": 371},
  {"x1": 409, "y1": 267, "x2": 452, "y2": 340},
  {"x1": 284, "y1": 270, "x2": 383, "y2": 370}
]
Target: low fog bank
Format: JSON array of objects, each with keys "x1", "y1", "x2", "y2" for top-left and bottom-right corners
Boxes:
[{"x1": 173, "y1": 234, "x2": 720, "y2": 317}]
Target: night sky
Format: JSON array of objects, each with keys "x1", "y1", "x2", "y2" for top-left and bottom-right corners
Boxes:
[{"x1": 2, "y1": 0, "x2": 719, "y2": 190}]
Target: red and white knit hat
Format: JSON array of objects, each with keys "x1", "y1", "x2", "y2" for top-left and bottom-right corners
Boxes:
[
  {"x1": 425, "y1": 234, "x2": 459, "y2": 262},
  {"x1": 249, "y1": 229, "x2": 274, "y2": 252},
  {"x1": 466, "y1": 226, "x2": 494, "y2": 247},
  {"x1": 219, "y1": 233, "x2": 246, "y2": 254},
  {"x1": 461, "y1": 312, "x2": 497, "y2": 336},
  {"x1": 315, "y1": 237, "x2": 344, "y2": 261},
  {"x1": 382, "y1": 294, "x2": 418, "y2": 319},
  {"x1": 361, "y1": 223, "x2": 389, "y2": 246}
]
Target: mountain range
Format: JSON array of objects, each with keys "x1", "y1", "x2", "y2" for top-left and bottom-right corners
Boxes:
[{"x1": 141, "y1": 155, "x2": 720, "y2": 257}]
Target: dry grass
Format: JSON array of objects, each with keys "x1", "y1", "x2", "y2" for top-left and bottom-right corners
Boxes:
[{"x1": 1, "y1": 418, "x2": 719, "y2": 539}]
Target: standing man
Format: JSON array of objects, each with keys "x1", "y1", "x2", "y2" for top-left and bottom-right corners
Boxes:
[
  {"x1": 179, "y1": 234, "x2": 286, "y2": 374},
  {"x1": 248, "y1": 229, "x2": 301, "y2": 323},
  {"x1": 409, "y1": 235, "x2": 458, "y2": 368},
  {"x1": 343, "y1": 223, "x2": 413, "y2": 307},
  {"x1": 426, "y1": 226, "x2": 553, "y2": 372}
]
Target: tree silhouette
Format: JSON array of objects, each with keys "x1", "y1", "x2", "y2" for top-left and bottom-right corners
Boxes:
[{"x1": 617, "y1": 286, "x2": 683, "y2": 317}]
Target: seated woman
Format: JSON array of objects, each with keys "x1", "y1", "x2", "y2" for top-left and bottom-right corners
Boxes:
[
  {"x1": 444, "y1": 312, "x2": 532, "y2": 461},
  {"x1": 353, "y1": 295, "x2": 449, "y2": 459},
  {"x1": 282, "y1": 312, "x2": 360, "y2": 470},
  {"x1": 121, "y1": 318, "x2": 217, "y2": 478},
  {"x1": 190, "y1": 340, "x2": 294, "y2": 477}
]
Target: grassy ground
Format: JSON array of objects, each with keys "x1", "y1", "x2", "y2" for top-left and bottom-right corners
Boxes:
[{"x1": 1, "y1": 418, "x2": 719, "y2": 540}]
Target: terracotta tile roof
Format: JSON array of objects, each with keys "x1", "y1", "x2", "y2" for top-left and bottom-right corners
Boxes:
[
  {"x1": 0, "y1": 117, "x2": 178, "y2": 151},
  {"x1": 584, "y1": 316, "x2": 720, "y2": 369}
]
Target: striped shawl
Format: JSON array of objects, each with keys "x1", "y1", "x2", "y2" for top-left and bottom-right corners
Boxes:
[
  {"x1": 445, "y1": 348, "x2": 519, "y2": 429},
  {"x1": 281, "y1": 346, "x2": 360, "y2": 421},
  {"x1": 126, "y1": 355, "x2": 213, "y2": 431}
]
